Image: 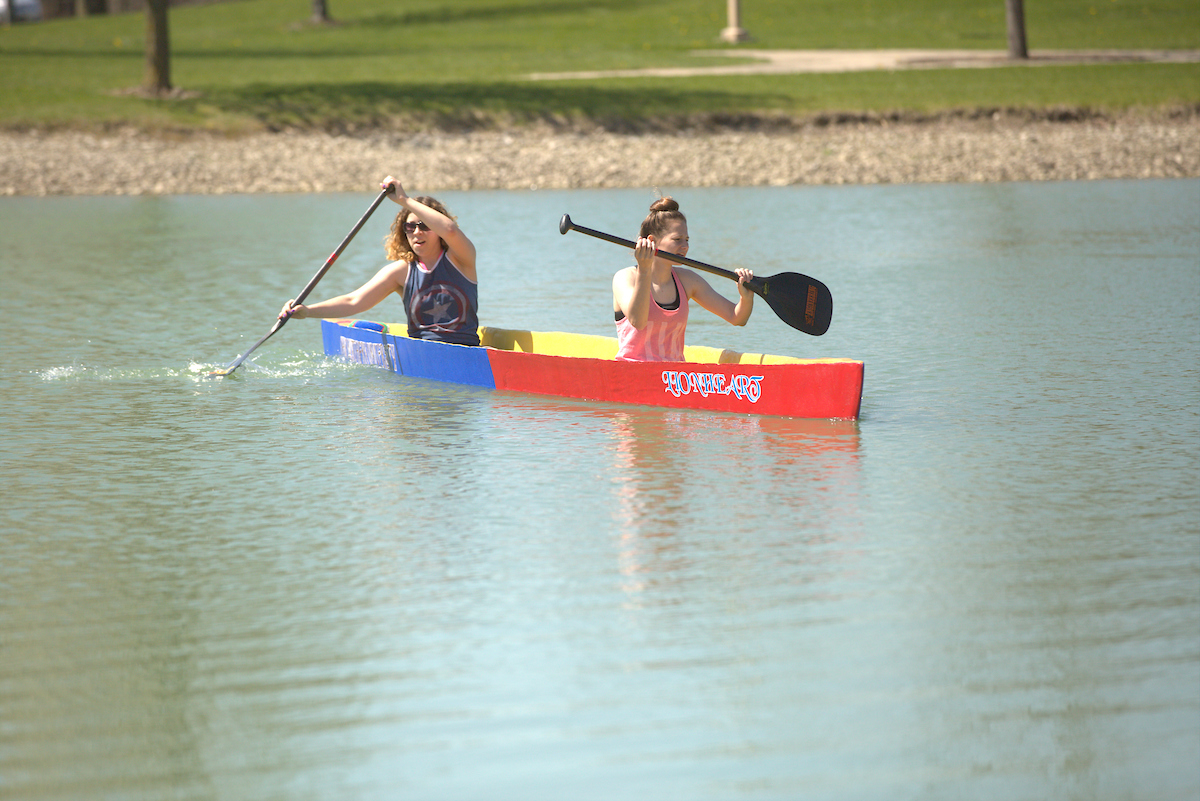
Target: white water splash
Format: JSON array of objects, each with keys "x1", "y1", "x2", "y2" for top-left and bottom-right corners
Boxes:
[{"x1": 38, "y1": 365, "x2": 89, "y2": 381}]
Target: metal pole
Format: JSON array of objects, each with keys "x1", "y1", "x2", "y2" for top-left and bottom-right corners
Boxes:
[{"x1": 720, "y1": 0, "x2": 750, "y2": 43}]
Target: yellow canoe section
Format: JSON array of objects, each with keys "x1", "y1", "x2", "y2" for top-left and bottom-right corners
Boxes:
[
  {"x1": 358, "y1": 322, "x2": 853, "y2": 366},
  {"x1": 478, "y1": 326, "x2": 854, "y2": 367},
  {"x1": 480, "y1": 327, "x2": 618, "y2": 359},
  {"x1": 362, "y1": 322, "x2": 852, "y2": 366}
]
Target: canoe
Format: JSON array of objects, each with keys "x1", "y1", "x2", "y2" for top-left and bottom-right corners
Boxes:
[{"x1": 320, "y1": 319, "x2": 864, "y2": 419}]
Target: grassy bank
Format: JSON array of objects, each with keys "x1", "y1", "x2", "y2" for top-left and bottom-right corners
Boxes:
[{"x1": 1, "y1": 0, "x2": 1197, "y2": 132}]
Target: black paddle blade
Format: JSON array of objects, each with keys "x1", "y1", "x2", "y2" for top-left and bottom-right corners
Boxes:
[
  {"x1": 561, "y1": 212, "x2": 834, "y2": 336},
  {"x1": 749, "y1": 272, "x2": 833, "y2": 336}
]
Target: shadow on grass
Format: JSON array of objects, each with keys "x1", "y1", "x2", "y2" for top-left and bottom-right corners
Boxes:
[
  {"x1": 1, "y1": 0, "x2": 644, "y2": 60},
  {"x1": 0, "y1": 45, "x2": 408, "y2": 60},
  {"x1": 194, "y1": 80, "x2": 793, "y2": 132},
  {"x1": 350, "y1": 0, "x2": 642, "y2": 30}
]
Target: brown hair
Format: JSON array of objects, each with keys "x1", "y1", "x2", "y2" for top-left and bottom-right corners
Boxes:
[
  {"x1": 639, "y1": 196, "x2": 686, "y2": 239},
  {"x1": 383, "y1": 196, "x2": 455, "y2": 262}
]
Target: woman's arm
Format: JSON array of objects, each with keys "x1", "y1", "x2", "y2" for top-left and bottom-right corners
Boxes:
[
  {"x1": 383, "y1": 176, "x2": 477, "y2": 282},
  {"x1": 611, "y1": 237, "x2": 658, "y2": 329},
  {"x1": 281, "y1": 261, "x2": 409, "y2": 320},
  {"x1": 679, "y1": 267, "x2": 755, "y2": 326}
]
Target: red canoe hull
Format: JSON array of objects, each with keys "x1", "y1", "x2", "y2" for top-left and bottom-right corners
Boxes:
[{"x1": 321, "y1": 320, "x2": 863, "y2": 419}]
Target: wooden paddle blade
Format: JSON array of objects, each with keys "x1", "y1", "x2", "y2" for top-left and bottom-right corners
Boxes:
[{"x1": 749, "y1": 272, "x2": 834, "y2": 336}]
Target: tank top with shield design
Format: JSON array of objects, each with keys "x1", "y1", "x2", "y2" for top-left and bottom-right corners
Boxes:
[{"x1": 402, "y1": 251, "x2": 480, "y2": 346}]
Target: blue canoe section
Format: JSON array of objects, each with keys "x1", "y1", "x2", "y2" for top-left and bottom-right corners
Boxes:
[{"x1": 321, "y1": 319, "x2": 497, "y2": 389}]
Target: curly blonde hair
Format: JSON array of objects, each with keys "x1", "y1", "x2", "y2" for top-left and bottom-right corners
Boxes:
[
  {"x1": 639, "y1": 196, "x2": 686, "y2": 239},
  {"x1": 383, "y1": 196, "x2": 456, "y2": 262}
]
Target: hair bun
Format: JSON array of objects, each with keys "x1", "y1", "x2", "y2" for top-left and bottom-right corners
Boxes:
[{"x1": 649, "y1": 196, "x2": 679, "y2": 213}]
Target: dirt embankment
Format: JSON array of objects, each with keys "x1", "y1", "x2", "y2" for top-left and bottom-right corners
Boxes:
[{"x1": 3, "y1": 109, "x2": 1198, "y2": 196}]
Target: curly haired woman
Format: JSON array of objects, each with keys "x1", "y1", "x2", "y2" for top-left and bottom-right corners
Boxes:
[{"x1": 281, "y1": 175, "x2": 479, "y2": 346}]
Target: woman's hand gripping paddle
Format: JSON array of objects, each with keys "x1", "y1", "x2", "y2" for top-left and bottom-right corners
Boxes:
[
  {"x1": 559, "y1": 214, "x2": 833, "y2": 336},
  {"x1": 207, "y1": 186, "x2": 394, "y2": 378}
]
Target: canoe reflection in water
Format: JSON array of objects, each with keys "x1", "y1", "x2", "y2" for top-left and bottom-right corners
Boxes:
[{"x1": 602, "y1": 407, "x2": 864, "y2": 607}]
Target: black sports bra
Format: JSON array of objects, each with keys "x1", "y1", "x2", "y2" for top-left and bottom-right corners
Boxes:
[{"x1": 614, "y1": 284, "x2": 680, "y2": 321}]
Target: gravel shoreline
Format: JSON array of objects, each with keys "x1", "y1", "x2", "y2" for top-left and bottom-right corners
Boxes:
[{"x1": 3, "y1": 112, "x2": 1198, "y2": 196}]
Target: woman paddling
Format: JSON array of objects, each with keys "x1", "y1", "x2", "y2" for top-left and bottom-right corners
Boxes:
[
  {"x1": 612, "y1": 197, "x2": 754, "y2": 361},
  {"x1": 280, "y1": 175, "x2": 480, "y2": 346}
]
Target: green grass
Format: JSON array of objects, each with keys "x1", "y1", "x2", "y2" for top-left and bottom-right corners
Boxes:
[{"x1": 1, "y1": 0, "x2": 1197, "y2": 132}]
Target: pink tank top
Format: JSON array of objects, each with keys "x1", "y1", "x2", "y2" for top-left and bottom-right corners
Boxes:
[{"x1": 615, "y1": 269, "x2": 688, "y2": 362}]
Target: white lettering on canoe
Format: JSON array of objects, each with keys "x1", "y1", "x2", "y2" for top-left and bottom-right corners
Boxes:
[
  {"x1": 661, "y1": 370, "x2": 762, "y2": 403},
  {"x1": 340, "y1": 336, "x2": 396, "y2": 369}
]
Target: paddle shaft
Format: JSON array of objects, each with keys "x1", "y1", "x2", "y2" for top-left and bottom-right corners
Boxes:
[
  {"x1": 558, "y1": 214, "x2": 833, "y2": 336},
  {"x1": 209, "y1": 186, "x2": 394, "y2": 377},
  {"x1": 559, "y1": 214, "x2": 747, "y2": 286}
]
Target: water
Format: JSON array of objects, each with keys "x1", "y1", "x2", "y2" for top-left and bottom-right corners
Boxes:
[{"x1": 1, "y1": 180, "x2": 1197, "y2": 800}]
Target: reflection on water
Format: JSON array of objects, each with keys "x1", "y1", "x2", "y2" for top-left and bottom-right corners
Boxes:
[
  {"x1": 1, "y1": 181, "x2": 1197, "y2": 800},
  {"x1": 602, "y1": 409, "x2": 864, "y2": 606}
]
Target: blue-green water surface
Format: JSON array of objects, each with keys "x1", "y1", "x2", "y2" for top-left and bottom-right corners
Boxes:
[{"x1": 1, "y1": 180, "x2": 1197, "y2": 800}]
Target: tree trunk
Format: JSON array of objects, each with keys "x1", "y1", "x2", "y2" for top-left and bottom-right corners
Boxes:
[
  {"x1": 311, "y1": 0, "x2": 331, "y2": 24},
  {"x1": 1005, "y1": 0, "x2": 1028, "y2": 60},
  {"x1": 143, "y1": 0, "x2": 171, "y2": 95},
  {"x1": 76, "y1": 0, "x2": 107, "y2": 16}
]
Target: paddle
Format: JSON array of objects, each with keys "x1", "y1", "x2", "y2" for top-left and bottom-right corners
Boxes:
[
  {"x1": 207, "y1": 186, "x2": 394, "y2": 378},
  {"x1": 559, "y1": 214, "x2": 832, "y2": 336}
]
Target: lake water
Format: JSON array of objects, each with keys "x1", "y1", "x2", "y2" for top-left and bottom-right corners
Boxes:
[{"x1": 1, "y1": 179, "x2": 1197, "y2": 801}]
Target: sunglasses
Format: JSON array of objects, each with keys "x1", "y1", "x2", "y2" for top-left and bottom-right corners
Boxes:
[{"x1": 403, "y1": 220, "x2": 431, "y2": 234}]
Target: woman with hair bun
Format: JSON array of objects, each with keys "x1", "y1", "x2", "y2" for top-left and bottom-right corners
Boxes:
[
  {"x1": 279, "y1": 175, "x2": 480, "y2": 346},
  {"x1": 612, "y1": 196, "x2": 754, "y2": 361}
]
